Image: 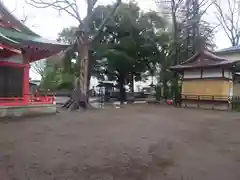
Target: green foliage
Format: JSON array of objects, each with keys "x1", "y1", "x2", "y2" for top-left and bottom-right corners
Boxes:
[
  {"x1": 40, "y1": 62, "x2": 59, "y2": 90},
  {"x1": 57, "y1": 27, "x2": 77, "y2": 45},
  {"x1": 39, "y1": 0, "x2": 215, "y2": 97},
  {"x1": 40, "y1": 58, "x2": 74, "y2": 91},
  {"x1": 40, "y1": 27, "x2": 78, "y2": 91},
  {"x1": 95, "y1": 2, "x2": 168, "y2": 87}
]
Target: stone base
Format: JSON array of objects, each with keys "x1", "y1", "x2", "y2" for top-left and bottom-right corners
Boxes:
[
  {"x1": 181, "y1": 100, "x2": 231, "y2": 111},
  {"x1": 0, "y1": 104, "x2": 57, "y2": 118}
]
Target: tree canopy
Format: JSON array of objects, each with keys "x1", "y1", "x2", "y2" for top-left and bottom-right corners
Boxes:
[{"x1": 40, "y1": 0, "x2": 216, "y2": 101}]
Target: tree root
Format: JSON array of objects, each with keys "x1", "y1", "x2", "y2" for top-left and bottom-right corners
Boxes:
[
  {"x1": 62, "y1": 98, "x2": 87, "y2": 110},
  {"x1": 62, "y1": 98, "x2": 95, "y2": 110}
]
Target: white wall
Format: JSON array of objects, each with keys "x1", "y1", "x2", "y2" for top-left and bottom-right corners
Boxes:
[
  {"x1": 202, "y1": 68, "x2": 222, "y2": 78},
  {"x1": 184, "y1": 68, "x2": 233, "y2": 79},
  {"x1": 224, "y1": 69, "x2": 232, "y2": 79},
  {"x1": 0, "y1": 55, "x2": 23, "y2": 64},
  {"x1": 183, "y1": 69, "x2": 201, "y2": 79}
]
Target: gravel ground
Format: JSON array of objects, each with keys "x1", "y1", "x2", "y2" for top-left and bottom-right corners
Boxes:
[{"x1": 1, "y1": 104, "x2": 240, "y2": 180}]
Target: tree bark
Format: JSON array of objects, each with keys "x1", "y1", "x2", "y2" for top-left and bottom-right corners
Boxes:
[
  {"x1": 129, "y1": 74, "x2": 134, "y2": 103},
  {"x1": 119, "y1": 75, "x2": 126, "y2": 104},
  {"x1": 130, "y1": 75, "x2": 134, "y2": 93},
  {"x1": 63, "y1": 38, "x2": 90, "y2": 110},
  {"x1": 162, "y1": 80, "x2": 166, "y2": 99}
]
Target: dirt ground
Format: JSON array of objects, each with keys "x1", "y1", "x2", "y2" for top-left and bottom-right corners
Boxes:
[{"x1": 1, "y1": 105, "x2": 240, "y2": 180}]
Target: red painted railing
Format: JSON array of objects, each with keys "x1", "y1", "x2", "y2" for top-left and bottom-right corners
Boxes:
[{"x1": 0, "y1": 95, "x2": 55, "y2": 106}]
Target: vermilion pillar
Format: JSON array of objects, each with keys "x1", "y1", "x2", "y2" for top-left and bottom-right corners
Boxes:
[{"x1": 23, "y1": 53, "x2": 30, "y2": 103}]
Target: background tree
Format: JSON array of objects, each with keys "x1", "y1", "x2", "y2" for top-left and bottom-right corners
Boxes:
[
  {"x1": 93, "y1": 2, "x2": 168, "y2": 103},
  {"x1": 155, "y1": 0, "x2": 215, "y2": 98},
  {"x1": 180, "y1": 0, "x2": 216, "y2": 59},
  {"x1": 26, "y1": 0, "x2": 122, "y2": 109},
  {"x1": 40, "y1": 54, "x2": 75, "y2": 91},
  {"x1": 31, "y1": 60, "x2": 46, "y2": 78},
  {"x1": 214, "y1": 0, "x2": 240, "y2": 46}
]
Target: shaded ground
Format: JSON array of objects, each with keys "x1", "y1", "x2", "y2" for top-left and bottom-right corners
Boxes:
[{"x1": 1, "y1": 105, "x2": 240, "y2": 180}]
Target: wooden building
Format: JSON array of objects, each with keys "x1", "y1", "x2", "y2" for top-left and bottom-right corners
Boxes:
[
  {"x1": 170, "y1": 50, "x2": 240, "y2": 110},
  {"x1": 216, "y1": 45, "x2": 240, "y2": 97}
]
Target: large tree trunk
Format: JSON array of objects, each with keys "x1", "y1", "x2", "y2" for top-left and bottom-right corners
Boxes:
[
  {"x1": 79, "y1": 43, "x2": 90, "y2": 105},
  {"x1": 163, "y1": 79, "x2": 168, "y2": 99},
  {"x1": 171, "y1": 3, "x2": 180, "y2": 100},
  {"x1": 119, "y1": 75, "x2": 126, "y2": 105},
  {"x1": 130, "y1": 75, "x2": 134, "y2": 93},
  {"x1": 63, "y1": 40, "x2": 91, "y2": 110},
  {"x1": 87, "y1": 50, "x2": 94, "y2": 103},
  {"x1": 130, "y1": 75, "x2": 135, "y2": 103}
]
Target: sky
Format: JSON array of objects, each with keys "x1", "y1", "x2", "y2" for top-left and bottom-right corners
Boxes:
[
  {"x1": 3, "y1": 0, "x2": 157, "y2": 41},
  {"x1": 2, "y1": 0, "x2": 232, "y2": 82}
]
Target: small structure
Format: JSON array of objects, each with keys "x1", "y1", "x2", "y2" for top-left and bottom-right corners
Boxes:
[
  {"x1": 0, "y1": 2, "x2": 69, "y2": 117},
  {"x1": 97, "y1": 81, "x2": 115, "y2": 103},
  {"x1": 170, "y1": 50, "x2": 240, "y2": 110},
  {"x1": 29, "y1": 81, "x2": 39, "y2": 95}
]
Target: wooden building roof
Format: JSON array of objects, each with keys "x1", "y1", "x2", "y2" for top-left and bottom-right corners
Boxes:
[{"x1": 170, "y1": 50, "x2": 239, "y2": 71}]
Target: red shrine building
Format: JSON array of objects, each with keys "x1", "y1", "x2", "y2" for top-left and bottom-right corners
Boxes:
[{"x1": 0, "y1": 3, "x2": 69, "y2": 117}]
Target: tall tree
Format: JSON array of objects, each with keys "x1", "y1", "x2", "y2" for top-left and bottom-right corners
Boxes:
[
  {"x1": 155, "y1": 0, "x2": 185, "y2": 99},
  {"x1": 155, "y1": 0, "x2": 215, "y2": 99},
  {"x1": 94, "y1": 2, "x2": 167, "y2": 103},
  {"x1": 26, "y1": 0, "x2": 121, "y2": 110},
  {"x1": 214, "y1": 0, "x2": 240, "y2": 46},
  {"x1": 180, "y1": 0, "x2": 215, "y2": 59}
]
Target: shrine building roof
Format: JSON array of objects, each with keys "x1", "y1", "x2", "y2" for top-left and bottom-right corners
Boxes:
[
  {"x1": 0, "y1": 2, "x2": 69, "y2": 62},
  {"x1": 170, "y1": 50, "x2": 239, "y2": 71}
]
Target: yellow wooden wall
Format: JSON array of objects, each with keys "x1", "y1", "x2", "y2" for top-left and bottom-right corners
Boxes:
[{"x1": 182, "y1": 79, "x2": 233, "y2": 97}]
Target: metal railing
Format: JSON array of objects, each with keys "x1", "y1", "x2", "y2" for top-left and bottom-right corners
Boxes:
[
  {"x1": 181, "y1": 94, "x2": 231, "y2": 102},
  {"x1": 176, "y1": 94, "x2": 240, "y2": 111}
]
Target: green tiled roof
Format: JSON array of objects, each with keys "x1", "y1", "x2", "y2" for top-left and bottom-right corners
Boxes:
[
  {"x1": 0, "y1": 27, "x2": 66, "y2": 46},
  {"x1": 0, "y1": 2, "x2": 39, "y2": 36},
  {"x1": 0, "y1": 2, "x2": 68, "y2": 47},
  {"x1": 0, "y1": 31, "x2": 19, "y2": 45},
  {"x1": 0, "y1": 2, "x2": 69, "y2": 61}
]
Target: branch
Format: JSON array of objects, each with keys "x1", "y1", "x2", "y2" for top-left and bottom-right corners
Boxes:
[
  {"x1": 11, "y1": 0, "x2": 17, "y2": 13},
  {"x1": 64, "y1": 0, "x2": 83, "y2": 24},
  {"x1": 236, "y1": 0, "x2": 240, "y2": 32},
  {"x1": 214, "y1": 2, "x2": 233, "y2": 35},
  {"x1": 199, "y1": 0, "x2": 209, "y2": 8},
  {"x1": 216, "y1": 14, "x2": 232, "y2": 44},
  {"x1": 92, "y1": 0, "x2": 98, "y2": 8},
  {"x1": 207, "y1": 23, "x2": 221, "y2": 36},
  {"x1": 25, "y1": 0, "x2": 84, "y2": 25},
  {"x1": 92, "y1": 0, "x2": 122, "y2": 41},
  {"x1": 175, "y1": 0, "x2": 184, "y2": 11},
  {"x1": 214, "y1": 0, "x2": 239, "y2": 45},
  {"x1": 31, "y1": 61, "x2": 46, "y2": 77},
  {"x1": 199, "y1": 1, "x2": 214, "y2": 18}
]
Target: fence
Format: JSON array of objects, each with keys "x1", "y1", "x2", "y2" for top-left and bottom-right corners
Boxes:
[
  {"x1": 178, "y1": 94, "x2": 240, "y2": 111},
  {"x1": 0, "y1": 95, "x2": 55, "y2": 106},
  {"x1": 181, "y1": 95, "x2": 231, "y2": 102}
]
